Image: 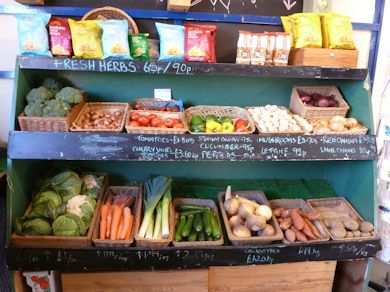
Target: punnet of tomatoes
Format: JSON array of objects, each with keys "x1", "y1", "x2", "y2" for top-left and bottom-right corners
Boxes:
[
  {"x1": 129, "y1": 112, "x2": 185, "y2": 129},
  {"x1": 133, "y1": 103, "x2": 180, "y2": 112}
]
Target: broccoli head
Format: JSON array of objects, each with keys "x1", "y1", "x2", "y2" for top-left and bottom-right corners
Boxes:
[
  {"x1": 55, "y1": 87, "x2": 83, "y2": 105},
  {"x1": 24, "y1": 101, "x2": 45, "y2": 116},
  {"x1": 42, "y1": 100, "x2": 72, "y2": 117},
  {"x1": 42, "y1": 78, "x2": 63, "y2": 93},
  {"x1": 26, "y1": 86, "x2": 54, "y2": 104}
]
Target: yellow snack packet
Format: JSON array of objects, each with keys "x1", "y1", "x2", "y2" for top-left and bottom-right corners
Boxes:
[
  {"x1": 292, "y1": 13, "x2": 322, "y2": 48},
  {"x1": 281, "y1": 16, "x2": 295, "y2": 47},
  {"x1": 69, "y1": 19, "x2": 103, "y2": 58},
  {"x1": 324, "y1": 14, "x2": 355, "y2": 49}
]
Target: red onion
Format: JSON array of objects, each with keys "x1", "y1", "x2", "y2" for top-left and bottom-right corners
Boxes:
[{"x1": 317, "y1": 97, "x2": 331, "y2": 107}]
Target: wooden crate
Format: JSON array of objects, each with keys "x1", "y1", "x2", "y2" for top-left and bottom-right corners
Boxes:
[
  {"x1": 167, "y1": 0, "x2": 191, "y2": 12},
  {"x1": 289, "y1": 48, "x2": 358, "y2": 68}
]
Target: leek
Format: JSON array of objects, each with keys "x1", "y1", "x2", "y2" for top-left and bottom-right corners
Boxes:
[
  {"x1": 145, "y1": 213, "x2": 154, "y2": 239},
  {"x1": 161, "y1": 186, "x2": 172, "y2": 239},
  {"x1": 153, "y1": 201, "x2": 162, "y2": 239},
  {"x1": 138, "y1": 176, "x2": 171, "y2": 237}
]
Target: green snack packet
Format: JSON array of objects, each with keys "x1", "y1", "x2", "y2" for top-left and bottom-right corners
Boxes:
[{"x1": 130, "y1": 33, "x2": 150, "y2": 61}]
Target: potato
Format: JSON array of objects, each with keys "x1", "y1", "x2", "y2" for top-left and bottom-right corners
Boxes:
[
  {"x1": 330, "y1": 227, "x2": 347, "y2": 239},
  {"x1": 360, "y1": 221, "x2": 374, "y2": 233},
  {"x1": 281, "y1": 209, "x2": 290, "y2": 218},
  {"x1": 273, "y1": 208, "x2": 284, "y2": 217},
  {"x1": 343, "y1": 218, "x2": 359, "y2": 231},
  {"x1": 258, "y1": 224, "x2": 275, "y2": 237},
  {"x1": 371, "y1": 231, "x2": 376, "y2": 236},
  {"x1": 285, "y1": 229, "x2": 296, "y2": 243},
  {"x1": 361, "y1": 232, "x2": 372, "y2": 237},
  {"x1": 328, "y1": 219, "x2": 344, "y2": 229},
  {"x1": 346, "y1": 231, "x2": 353, "y2": 238},
  {"x1": 352, "y1": 230, "x2": 361, "y2": 237},
  {"x1": 323, "y1": 219, "x2": 331, "y2": 228}
]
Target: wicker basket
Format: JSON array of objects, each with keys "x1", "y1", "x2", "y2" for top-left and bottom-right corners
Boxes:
[
  {"x1": 125, "y1": 110, "x2": 187, "y2": 134},
  {"x1": 308, "y1": 118, "x2": 368, "y2": 135},
  {"x1": 307, "y1": 197, "x2": 377, "y2": 241},
  {"x1": 134, "y1": 202, "x2": 175, "y2": 247},
  {"x1": 18, "y1": 100, "x2": 85, "y2": 132},
  {"x1": 92, "y1": 185, "x2": 141, "y2": 247},
  {"x1": 82, "y1": 6, "x2": 138, "y2": 34},
  {"x1": 269, "y1": 199, "x2": 330, "y2": 243},
  {"x1": 130, "y1": 98, "x2": 183, "y2": 112},
  {"x1": 172, "y1": 198, "x2": 224, "y2": 247},
  {"x1": 246, "y1": 106, "x2": 305, "y2": 135},
  {"x1": 70, "y1": 102, "x2": 129, "y2": 132},
  {"x1": 218, "y1": 190, "x2": 284, "y2": 246},
  {"x1": 184, "y1": 106, "x2": 256, "y2": 135},
  {"x1": 11, "y1": 173, "x2": 108, "y2": 248},
  {"x1": 289, "y1": 86, "x2": 350, "y2": 119}
]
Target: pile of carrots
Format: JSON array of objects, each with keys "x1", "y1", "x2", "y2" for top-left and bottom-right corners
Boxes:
[{"x1": 99, "y1": 191, "x2": 135, "y2": 240}]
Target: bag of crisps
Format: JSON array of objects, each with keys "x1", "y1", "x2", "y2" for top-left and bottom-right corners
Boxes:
[
  {"x1": 322, "y1": 13, "x2": 355, "y2": 49},
  {"x1": 98, "y1": 19, "x2": 131, "y2": 59},
  {"x1": 49, "y1": 17, "x2": 72, "y2": 57},
  {"x1": 69, "y1": 19, "x2": 103, "y2": 59},
  {"x1": 292, "y1": 13, "x2": 322, "y2": 48},
  {"x1": 156, "y1": 22, "x2": 185, "y2": 62},
  {"x1": 130, "y1": 33, "x2": 149, "y2": 61},
  {"x1": 184, "y1": 23, "x2": 217, "y2": 63},
  {"x1": 148, "y1": 39, "x2": 160, "y2": 61},
  {"x1": 16, "y1": 14, "x2": 52, "y2": 57},
  {"x1": 281, "y1": 16, "x2": 295, "y2": 47}
]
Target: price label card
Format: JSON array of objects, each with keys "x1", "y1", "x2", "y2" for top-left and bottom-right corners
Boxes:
[
  {"x1": 154, "y1": 88, "x2": 171, "y2": 101},
  {"x1": 380, "y1": 159, "x2": 390, "y2": 182}
]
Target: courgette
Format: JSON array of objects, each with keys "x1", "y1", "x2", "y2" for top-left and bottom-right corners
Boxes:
[
  {"x1": 198, "y1": 231, "x2": 206, "y2": 241},
  {"x1": 210, "y1": 211, "x2": 221, "y2": 240},
  {"x1": 175, "y1": 215, "x2": 186, "y2": 242},
  {"x1": 206, "y1": 233, "x2": 214, "y2": 241},
  {"x1": 182, "y1": 214, "x2": 194, "y2": 238},
  {"x1": 179, "y1": 210, "x2": 204, "y2": 217},
  {"x1": 176, "y1": 204, "x2": 205, "y2": 212},
  {"x1": 203, "y1": 208, "x2": 212, "y2": 236},
  {"x1": 194, "y1": 213, "x2": 203, "y2": 232},
  {"x1": 188, "y1": 229, "x2": 198, "y2": 241}
]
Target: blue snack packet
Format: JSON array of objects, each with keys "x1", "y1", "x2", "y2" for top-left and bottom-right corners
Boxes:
[
  {"x1": 16, "y1": 13, "x2": 52, "y2": 57},
  {"x1": 156, "y1": 22, "x2": 184, "y2": 62},
  {"x1": 98, "y1": 19, "x2": 131, "y2": 59}
]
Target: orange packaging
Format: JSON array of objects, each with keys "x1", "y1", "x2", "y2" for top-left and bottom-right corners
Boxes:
[
  {"x1": 250, "y1": 33, "x2": 268, "y2": 65},
  {"x1": 236, "y1": 30, "x2": 252, "y2": 65},
  {"x1": 265, "y1": 32, "x2": 275, "y2": 65},
  {"x1": 184, "y1": 23, "x2": 216, "y2": 63},
  {"x1": 273, "y1": 32, "x2": 291, "y2": 66}
]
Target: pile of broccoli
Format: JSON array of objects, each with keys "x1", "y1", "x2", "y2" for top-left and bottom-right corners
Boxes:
[{"x1": 24, "y1": 78, "x2": 84, "y2": 117}]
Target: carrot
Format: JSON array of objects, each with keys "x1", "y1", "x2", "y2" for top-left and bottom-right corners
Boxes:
[
  {"x1": 291, "y1": 226, "x2": 308, "y2": 242},
  {"x1": 304, "y1": 218, "x2": 323, "y2": 239},
  {"x1": 106, "y1": 205, "x2": 113, "y2": 238},
  {"x1": 120, "y1": 207, "x2": 131, "y2": 240},
  {"x1": 302, "y1": 220, "x2": 316, "y2": 240},
  {"x1": 110, "y1": 205, "x2": 122, "y2": 240},
  {"x1": 99, "y1": 204, "x2": 109, "y2": 240},
  {"x1": 117, "y1": 214, "x2": 124, "y2": 240},
  {"x1": 290, "y1": 209, "x2": 304, "y2": 230},
  {"x1": 124, "y1": 214, "x2": 134, "y2": 240}
]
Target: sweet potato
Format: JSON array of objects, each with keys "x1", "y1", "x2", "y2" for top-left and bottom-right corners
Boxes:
[
  {"x1": 279, "y1": 217, "x2": 292, "y2": 230},
  {"x1": 302, "y1": 220, "x2": 316, "y2": 240},
  {"x1": 291, "y1": 226, "x2": 308, "y2": 242},
  {"x1": 273, "y1": 208, "x2": 284, "y2": 218},
  {"x1": 304, "y1": 218, "x2": 323, "y2": 239},
  {"x1": 281, "y1": 209, "x2": 290, "y2": 218},
  {"x1": 290, "y1": 209, "x2": 304, "y2": 230},
  {"x1": 285, "y1": 229, "x2": 296, "y2": 243}
]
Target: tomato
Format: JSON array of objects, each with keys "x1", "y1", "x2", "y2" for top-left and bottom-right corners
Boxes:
[
  {"x1": 172, "y1": 118, "x2": 181, "y2": 124},
  {"x1": 235, "y1": 124, "x2": 249, "y2": 132},
  {"x1": 172, "y1": 106, "x2": 179, "y2": 112},
  {"x1": 173, "y1": 122, "x2": 184, "y2": 129},
  {"x1": 138, "y1": 116, "x2": 150, "y2": 126},
  {"x1": 150, "y1": 118, "x2": 162, "y2": 127},
  {"x1": 159, "y1": 124, "x2": 168, "y2": 128},
  {"x1": 164, "y1": 118, "x2": 175, "y2": 128},
  {"x1": 129, "y1": 121, "x2": 140, "y2": 127},
  {"x1": 235, "y1": 119, "x2": 247, "y2": 127},
  {"x1": 148, "y1": 114, "x2": 158, "y2": 120},
  {"x1": 130, "y1": 112, "x2": 140, "y2": 121}
]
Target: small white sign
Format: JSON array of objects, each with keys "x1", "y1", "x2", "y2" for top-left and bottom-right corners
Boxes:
[
  {"x1": 380, "y1": 159, "x2": 390, "y2": 182},
  {"x1": 154, "y1": 89, "x2": 172, "y2": 101}
]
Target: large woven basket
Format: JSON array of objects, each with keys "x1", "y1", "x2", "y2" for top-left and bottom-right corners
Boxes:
[
  {"x1": 18, "y1": 98, "x2": 86, "y2": 132},
  {"x1": 172, "y1": 198, "x2": 224, "y2": 247},
  {"x1": 125, "y1": 110, "x2": 187, "y2": 135},
  {"x1": 130, "y1": 98, "x2": 182, "y2": 112},
  {"x1": 218, "y1": 190, "x2": 284, "y2": 246},
  {"x1": 307, "y1": 197, "x2": 377, "y2": 241},
  {"x1": 308, "y1": 118, "x2": 368, "y2": 135},
  {"x1": 82, "y1": 6, "x2": 138, "y2": 34},
  {"x1": 70, "y1": 102, "x2": 129, "y2": 132},
  {"x1": 92, "y1": 185, "x2": 142, "y2": 247},
  {"x1": 289, "y1": 86, "x2": 350, "y2": 119},
  {"x1": 269, "y1": 199, "x2": 330, "y2": 243},
  {"x1": 184, "y1": 106, "x2": 256, "y2": 135}
]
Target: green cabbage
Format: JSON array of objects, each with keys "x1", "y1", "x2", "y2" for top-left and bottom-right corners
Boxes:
[
  {"x1": 51, "y1": 171, "x2": 82, "y2": 202},
  {"x1": 26, "y1": 190, "x2": 64, "y2": 220},
  {"x1": 21, "y1": 218, "x2": 52, "y2": 235},
  {"x1": 81, "y1": 175, "x2": 104, "y2": 199},
  {"x1": 52, "y1": 213, "x2": 87, "y2": 236}
]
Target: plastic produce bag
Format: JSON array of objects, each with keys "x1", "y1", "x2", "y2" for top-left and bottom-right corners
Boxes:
[
  {"x1": 16, "y1": 13, "x2": 52, "y2": 57},
  {"x1": 98, "y1": 19, "x2": 131, "y2": 59},
  {"x1": 156, "y1": 22, "x2": 185, "y2": 62},
  {"x1": 130, "y1": 33, "x2": 149, "y2": 61},
  {"x1": 69, "y1": 19, "x2": 103, "y2": 59}
]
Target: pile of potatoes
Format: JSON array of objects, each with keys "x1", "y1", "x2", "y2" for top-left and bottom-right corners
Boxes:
[
  {"x1": 273, "y1": 207, "x2": 325, "y2": 243},
  {"x1": 76, "y1": 109, "x2": 124, "y2": 130},
  {"x1": 323, "y1": 218, "x2": 374, "y2": 239}
]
